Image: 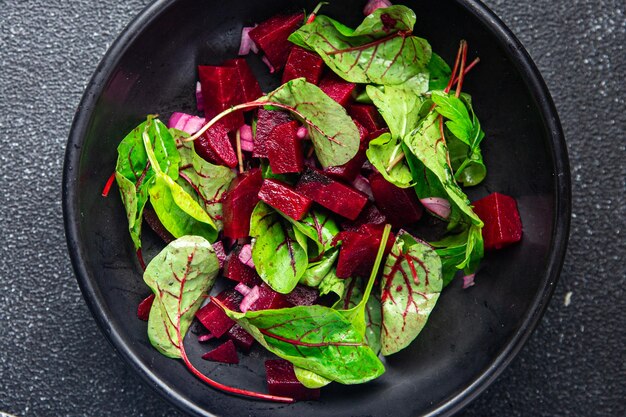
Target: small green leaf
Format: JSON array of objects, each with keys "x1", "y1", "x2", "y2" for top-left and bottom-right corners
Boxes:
[
  {"x1": 294, "y1": 367, "x2": 332, "y2": 389},
  {"x1": 318, "y1": 268, "x2": 345, "y2": 307},
  {"x1": 366, "y1": 132, "x2": 415, "y2": 189},
  {"x1": 366, "y1": 85, "x2": 423, "y2": 140},
  {"x1": 431, "y1": 91, "x2": 473, "y2": 146},
  {"x1": 283, "y1": 209, "x2": 339, "y2": 255},
  {"x1": 300, "y1": 250, "x2": 338, "y2": 287},
  {"x1": 432, "y1": 224, "x2": 484, "y2": 286}
]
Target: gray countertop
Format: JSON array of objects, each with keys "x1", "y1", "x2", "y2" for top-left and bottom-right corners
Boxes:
[{"x1": 0, "y1": 1, "x2": 624, "y2": 416}]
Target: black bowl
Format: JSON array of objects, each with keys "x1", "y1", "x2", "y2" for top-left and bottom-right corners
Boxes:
[{"x1": 63, "y1": 1, "x2": 570, "y2": 416}]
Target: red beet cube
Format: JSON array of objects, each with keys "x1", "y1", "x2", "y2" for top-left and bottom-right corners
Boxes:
[
  {"x1": 282, "y1": 47, "x2": 325, "y2": 85},
  {"x1": 319, "y1": 73, "x2": 357, "y2": 107},
  {"x1": 284, "y1": 285, "x2": 319, "y2": 306},
  {"x1": 296, "y1": 168, "x2": 368, "y2": 220},
  {"x1": 348, "y1": 104, "x2": 385, "y2": 132},
  {"x1": 267, "y1": 121, "x2": 305, "y2": 174},
  {"x1": 341, "y1": 203, "x2": 387, "y2": 232},
  {"x1": 258, "y1": 179, "x2": 313, "y2": 221},
  {"x1": 227, "y1": 324, "x2": 255, "y2": 352},
  {"x1": 223, "y1": 58, "x2": 263, "y2": 102},
  {"x1": 472, "y1": 192, "x2": 523, "y2": 251},
  {"x1": 336, "y1": 224, "x2": 395, "y2": 278},
  {"x1": 198, "y1": 65, "x2": 245, "y2": 131},
  {"x1": 202, "y1": 340, "x2": 239, "y2": 364},
  {"x1": 222, "y1": 169, "x2": 263, "y2": 239},
  {"x1": 369, "y1": 172, "x2": 423, "y2": 228},
  {"x1": 194, "y1": 122, "x2": 237, "y2": 168},
  {"x1": 137, "y1": 294, "x2": 155, "y2": 321},
  {"x1": 225, "y1": 248, "x2": 263, "y2": 287},
  {"x1": 253, "y1": 109, "x2": 293, "y2": 158},
  {"x1": 249, "y1": 13, "x2": 305, "y2": 70},
  {"x1": 195, "y1": 289, "x2": 242, "y2": 338},
  {"x1": 323, "y1": 120, "x2": 369, "y2": 182},
  {"x1": 265, "y1": 359, "x2": 321, "y2": 401},
  {"x1": 249, "y1": 284, "x2": 293, "y2": 311}
]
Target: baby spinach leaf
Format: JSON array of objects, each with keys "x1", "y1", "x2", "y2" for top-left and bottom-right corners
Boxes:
[
  {"x1": 250, "y1": 202, "x2": 308, "y2": 294},
  {"x1": 367, "y1": 132, "x2": 415, "y2": 188},
  {"x1": 144, "y1": 236, "x2": 220, "y2": 358},
  {"x1": 300, "y1": 250, "x2": 338, "y2": 287},
  {"x1": 263, "y1": 78, "x2": 360, "y2": 168},
  {"x1": 283, "y1": 209, "x2": 339, "y2": 255},
  {"x1": 380, "y1": 231, "x2": 443, "y2": 356},
  {"x1": 340, "y1": 277, "x2": 383, "y2": 355},
  {"x1": 432, "y1": 224, "x2": 484, "y2": 286},
  {"x1": 215, "y1": 302, "x2": 385, "y2": 385},
  {"x1": 428, "y1": 52, "x2": 452, "y2": 91}
]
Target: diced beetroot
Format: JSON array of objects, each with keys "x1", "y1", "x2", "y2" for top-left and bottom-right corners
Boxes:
[
  {"x1": 319, "y1": 73, "x2": 357, "y2": 107},
  {"x1": 202, "y1": 340, "x2": 239, "y2": 364},
  {"x1": 223, "y1": 58, "x2": 263, "y2": 102},
  {"x1": 349, "y1": 104, "x2": 385, "y2": 132},
  {"x1": 225, "y1": 247, "x2": 263, "y2": 287},
  {"x1": 253, "y1": 109, "x2": 293, "y2": 158},
  {"x1": 249, "y1": 13, "x2": 305, "y2": 70},
  {"x1": 194, "y1": 122, "x2": 238, "y2": 168},
  {"x1": 265, "y1": 359, "x2": 321, "y2": 401},
  {"x1": 341, "y1": 203, "x2": 387, "y2": 232},
  {"x1": 195, "y1": 289, "x2": 242, "y2": 338},
  {"x1": 282, "y1": 47, "x2": 325, "y2": 85},
  {"x1": 268, "y1": 121, "x2": 305, "y2": 174},
  {"x1": 137, "y1": 294, "x2": 155, "y2": 321},
  {"x1": 296, "y1": 168, "x2": 368, "y2": 220},
  {"x1": 472, "y1": 192, "x2": 523, "y2": 251},
  {"x1": 258, "y1": 179, "x2": 313, "y2": 221},
  {"x1": 222, "y1": 169, "x2": 263, "y2": 239},
  {"x1": 198, "y1": 65, "x2": 245, "y2": 131},
  {"x1": 335, "y1": 224, "x2": 395, "y2": 278},
  {"x1": 249, "y1": 284, "x2": 293, "y2": 311},
  {"x1": 369, "y1": 172, "x2": 423, "y2": 228},
  {"x1": 227, "y1": 324, "x2": 255, "y2": 352},
  {"x1": 143, "y1": 204, "x2": 174, "y2": 243},
  {"x1": 323, "y1": 120, "x2": 369, "y2": 182},
  {"x1": 284, "y1": 285, "x2": 319, "y2": 306}
]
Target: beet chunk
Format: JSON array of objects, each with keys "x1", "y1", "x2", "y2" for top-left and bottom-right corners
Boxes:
[
  {"x1": 336, "y1": 224, "x2": 395, "y2": 278},
  {"x1": 348, "y1": 104, "x2": 385, "y2": 132},
  {"x1": 472, "y1": 192, "x2": 523, "y2": 250},
  {"x1": 137, "y1": 294, "x2": 155, "y2": 321},
  {"x1": 143, "y1": 204, "x2": 174, "y2": 243},
  {"x1": 195, "y1": 289, "x2": 242, "y2": 338},
  {"x1": 265, "y1": 359, "x2": 321, "y2": 401},
  {"x1": 202, "y1": 340, "x2": 239, "y2": 364},
  {"x1": 249, "y1": 284, "x2": 293, "y2": 311},
  {"x1": 369, "y1": 172, "x2": 423, "y2": 228},
  {"x1": 222, "y1": 169, "x2": 263, "y2": 239},
  {"x1": 282, "y1": 47, "x2": 325, "y2": 85},
  {"x1": 296, "y1": 168, "x2": 368, "y2": 220},
  {"x1": 198, "y1": 65, "x2": 244, "y2": 132},
  {"x1": 194, "y1": 122, "x2": 238, "y2": 168},
  {"x1": 341, "y1": 203, "x2": 387, "y2": 232},
  {"x1": 249, "y1": 13, "x2": 305, "y2": 70},
  {"x1": 253, "y1": 109, "x2": 293, "y2": 158},
  {"x1": 227, "y1": 324, "x2": 255, "y2": 352},
  {"x1": 225, "y1": 248, "x2": 263, "y2": 287},
  {"x1": 223, "y1": 58, "x2": 263, "y2": 102},
  {"x1": 258, "y1": 179, "x2": 313, "y2": 221},
  {"x1": 285, "y1": 285, "x2": 319, "y2": 306},
  {"x1": 319, "y1": 73, "x2": 357, "y2": 107},
  {"x1": 267, "y1": 121, "x2": 305, "y2": 174},
  {"x1": 323, "y1": 120, "x2": 369, "y2": 182}
]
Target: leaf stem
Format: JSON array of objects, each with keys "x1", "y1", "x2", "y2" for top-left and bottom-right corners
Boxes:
[
  {"x1": 102, "y1": 172, "x2": 116, "y2": 197},
  {"x1": 444, "y1": 40, "x2": 465, "y2": 94},
  {"x1": 454, "y1": 157, "x2": 472, "y2": 181},
  {"x1": 306, "y1": 2, "x2": 329, "y2": 24},
  {"x1": 360, "y1": 224, "x2": 392, "y2": 308},
  {"x1": 386, "y1": 152, "x2": 406, "y2": 173},
  {"x1": 142, "y1": 121, "x2": 163, "y2": 176},
  {"x1": 182, "y1": 102, "x2": 269, "y2": 143},
  {"x1": 235, "y1": 128, "x2": 244, "y2": 174},
  {"x1": 450, "y1": 57, "x2": 480, "y2": 89},
  {"x1": 455, "y1": 41, "x2": 468, "y2": 98}
]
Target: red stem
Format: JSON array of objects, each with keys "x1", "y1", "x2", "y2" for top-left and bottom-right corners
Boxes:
[
  {"x1": 136, "y1": 249, "x2": 146, "y2": 271},
  {"x1": 326, "y1": 30, "x2": 412, "y2": 56},
  {"x1": 455, "y1": 41, "x2": 469, "y2": 98},
  {"x1": 444, "y1": 41, "x2": 465, "y2": 94},
  {"x1": 102, "y1": 172, "x2": 116, "y2": 197},
  {"x1": 450, "y1": 57, "x2": 480, "y2": 89}
]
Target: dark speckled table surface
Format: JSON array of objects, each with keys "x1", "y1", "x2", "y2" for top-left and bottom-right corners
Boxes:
[{"x1": 1, "y1": 1, "x2": 624, "y2": 416}]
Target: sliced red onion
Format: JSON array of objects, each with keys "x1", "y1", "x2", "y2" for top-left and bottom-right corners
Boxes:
[
  {"x1": 235, "y1": 282, "x2": 252, "y2": 296},
  {"x1": 261, "y1": 55, "x2": 275, "y2": 74},
  {"x1": 238, "y1": 26, "x2": 259, "y2": 56},
  {"x1": 197, "y1": 333, "x2": 215, "y2": 343},
  {"x1": 420, "y1": 197, "x2": 452, "y2": 220},
  {"x1": 463, "y1": 274, "x2": 476, "y2": 289},
  {"x1": 240, "y1": 285, "x2": 260, "y2": 313},
  {"x1": 196, "y1": 81, "x2": 204, "y2": 112},
  {"x1": 212, "y1": 241, "x2": 226, "y2": 269},
  {"x1": 238, "y1": 244, "x2": 254, "y2": 268},
  {"x1": 296, "y1": 126, "x2": 309, "y2": 140},
  {"x1": 168, "y1": 112, "x2": 206, "y2": 135},
  {"x1": 239, "y1": 125, "x2": 254, "y2": 152},
  {"x1": 363, "y1": 0, "x2": 393, "y2": 16},
  {"x1": 353, "y1": 175, "x2": 374, "y2": 201}
]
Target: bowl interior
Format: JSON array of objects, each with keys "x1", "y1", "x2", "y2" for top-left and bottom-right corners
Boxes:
[{"x1": 64, "y1": 1, "x2": 569, "y2": 416}]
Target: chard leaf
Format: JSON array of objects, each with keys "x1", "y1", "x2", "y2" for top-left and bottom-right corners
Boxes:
[
  {"x1": 340, "y1": 277, "x2": 382, "y2": 355},
  {"x1": 428, "y1": 53, "x2": 452, "y2": 91},
  {"x1": 432, "y1": 224, "x2": 484, "y2": 286},
  {"x1": 380, "y1": 231, "x2": 442, "y2": 356},
  {"x1": 300, "y1": 250, "x2": 338, "y2": 287},
  {"x1": 216, "y1": 303, "x2": 384, "y2": 385},
  {"x1": 250, "y1": 202, "x2": 308, "y2": 294},
  {"x1": 263, "y1": 78, "x2": 360, "y2": 168},
  {"x1": 318, "y1": 268, "x2": 345, "y2": 307},
  {"x1": 366, "y1": 85, "x2": 423, "y2": 140},
  {"x1": 294, "y1": 367, "x2": 332, "y2": 389},
  {"x1": 283, "y1": 209, "x2": 339, "y2": 255},
  {"x1": 367, "y1": 132, "x2": 415, "y2": 188},
  {"x1": 144, "y1": 236, "x2": 220, "y2": 358}
]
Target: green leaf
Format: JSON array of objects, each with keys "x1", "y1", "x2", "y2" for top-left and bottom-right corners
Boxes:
[
  {"x1": 318, "y1": 268, "x2": 345, "y2": 307},
  {"x1": 431, "y1": 91, "x2": 473, "y2": 145},
  {"x1": 283, "y1": 209, "x2": 339, "y2": 255},
  {"x1": 432, "y1": 224, "x2": 484, "y2": 286},
  {"x1": 263, "y1": 78, "x2": 360, "y2": 168},
  {"x1": 448, "y1": 134, "x2": 487, "y2": 187},
  {"x1": 300, "y1": 250, "x2": 338, "y2": 287},
  {"x1": 428, "y1": 53, "x2": 452, "y2": 91},
  {"x1": 144, "y1": 236, "x2": 220, "y2": 358},
  {"x1": 217, "y1": 303, "x2": 385, "y2": 385},
  {"x1": 367, "y1": 132, "x2": 414, "y2": 188},
  {"x1": 250, "y1": 202, "x2": 309, "y2": 294},
  {"x1": 340, "y1": 277, "x2": 383, "y2": 355},
  {"x1": 294, "y1": 367, "x2": 332, "y2": 389},
  {"x1": 380, "y1": 231, "x2": 443, "y2": 355},
  {"x1": 367, "y1": 85, "x2": 423, "y2": 140}
]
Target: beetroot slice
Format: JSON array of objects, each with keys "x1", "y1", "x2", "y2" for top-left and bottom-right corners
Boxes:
[
  {"x1": 341, "y1": 203, "x2": 387, "y2": 232},
  {"x1": 295, "y1": 168, "x2": 368, "y2": 220},
  {"x1": 284, "y1": 285, "x2": 319, "y2": 306},
  {"x1": 137, "y1": 294, "x2": 155, "y2": 321},
  {"x1": 194, "y1": 121, "x2": 238, "y2": 168},
  {"x1": 282, "y1": 46, "x2": 325, "y2": 85},
  {"x1": 265, "y1": 359, "x2": 321, "y2": 401},
  {"x1": 348, "y1": 104, "x2": 385, "y2": 132},
  {"x1": 202, "y1": 340, "x2": 239, "y2": 364},
  {"x1": 195, "y1": 289, "x2": 242, "y2": 338},
  {"x1": 323, "y1": 120, "x2": 369, "y2": 182},
  {"x1": 223, "y1": 58, "x2": 263, "y2": 103},
  {"x1": 225, "y1": 247, "x2": 263, "y2": 287},
  {"x1": 472, "y1": 192, "x2": 523, "y2": 250},
  {"x1": 369, "y1": 172, "x2": 423, "y2": 228},
  {"x1": 268, "y1": 121, "x2": 305, "y2": 174},
  {"x1": 253, "y1": 109, "x2": 293, "y2": 158},
  {"x1": 227, "y1": 324, "x2": 255, "y2": 352},
  {"x1": 335, "y1": 224, "x2": 395, "y2": 278},
  {"x1": 319, "y1": 73, "x2": 357, "y2": 107},
  {"x1": 249, "y1": 284, "x2": 293, "y2": 311},
  {"x1": 258, "y1": 179, "x2": 313, "y2": 221},
  {"x1": 249, "y1": 13, "x2": 305, "y2": 70},
  {"x1": 143, "y1": 204, "x2": 174, "y2": 243},
  {"x1": 222, "y1": 169, "x2": 263, "y2": 239},
  {"x1": 198, "y1": 65, "x2": 244, "y2": 132}
]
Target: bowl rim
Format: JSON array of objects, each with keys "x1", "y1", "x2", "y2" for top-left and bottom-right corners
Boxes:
[{"x1": 62, "y1": 0, "x2": 571, "y2": 416}]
